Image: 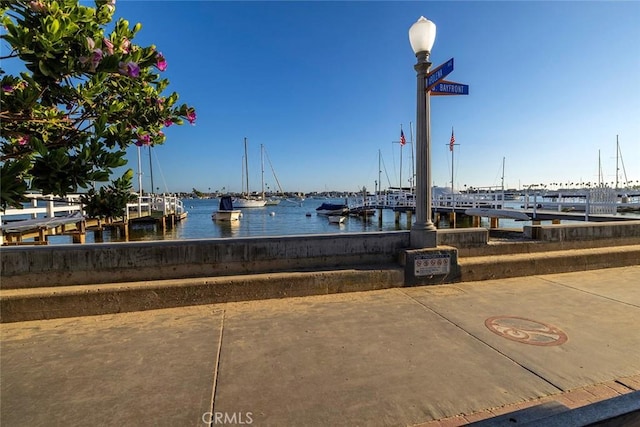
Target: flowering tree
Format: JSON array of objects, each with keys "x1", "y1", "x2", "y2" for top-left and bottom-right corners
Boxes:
[{"x1": 0, "y1": 0, "x2": 196, "y2": 210}]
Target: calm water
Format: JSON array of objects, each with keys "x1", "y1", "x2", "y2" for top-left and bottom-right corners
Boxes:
[
  {"x1": 46, "y1": 197, "x2": 409, "y2": 244},
  {"x1": 43, "y1": 197, "x2": 640, "y2": 245}
]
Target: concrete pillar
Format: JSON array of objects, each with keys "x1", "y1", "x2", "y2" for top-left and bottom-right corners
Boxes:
[
  {"x1": 490, "y1": 217, "x2": 499, "y2": 228},
  {"x1": 395, "y1": 211, "x2": 401, "y2": 225},
  {"x1": 406, "y1": 211, "x2": 412, "y2": 228},
  {"x1": 377, "y1": 209, "x2": 383, "y2": 227}
]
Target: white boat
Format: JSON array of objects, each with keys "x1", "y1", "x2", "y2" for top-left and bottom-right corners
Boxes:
[
  {"x1": 328, "y1": 215, "x2": 346, "y2": 224},
  {"x1": 212, "y1": 196, "x2": 241, "y2": 221},
  {"x1": 233, "y1": 197, "x2": 266, "y2": 208}
]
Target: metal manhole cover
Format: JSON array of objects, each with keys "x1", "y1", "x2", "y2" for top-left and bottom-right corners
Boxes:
[{"x1": 485, "y1": 316, "x2": 568, "y2": 346}]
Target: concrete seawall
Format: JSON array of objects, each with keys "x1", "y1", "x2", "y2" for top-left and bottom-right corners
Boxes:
[
  {"x1": 2, "y1": 222, "x2": 639, "y2": 322},
  {"x1": 0, "y1": 229, "x2": 491, "y2": 289}
]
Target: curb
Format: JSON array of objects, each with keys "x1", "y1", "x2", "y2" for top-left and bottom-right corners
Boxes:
[
  {"x1": 0, "y1": 267, "x2": 404, "y2": 323},
  {"x1": 458, "y1": 244, "x2": 640, "y2": 282}
]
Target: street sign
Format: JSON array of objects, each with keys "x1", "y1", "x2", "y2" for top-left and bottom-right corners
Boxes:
[
  {"x1": 426, "y1": 58, "x2": 454, "y2": 90},
  {"x1": 430, "y1": 80, "x2": 469, "y2": 96}
]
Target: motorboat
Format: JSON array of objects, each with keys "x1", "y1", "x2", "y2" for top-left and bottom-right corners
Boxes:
[
  {"x1": 316, "y1": 202, "x2": 348, "y2": 216},
  {"x1": 212, "y1": 196, "x2": 241, "y2": 221}
]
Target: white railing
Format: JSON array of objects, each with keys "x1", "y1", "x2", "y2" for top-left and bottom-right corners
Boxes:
[
  {"x1": 2, "y1": 193, "x2": 186, "y2": 225},
  {"x1": 359, "y1": 188, "x2": 506, "y2": 210},
  {"x1": 0, "y1": 194, "x2": 83, "y2": 225},
  {"x1": 125, "y1": 194, "x2": 186, "y2": 221},
  {"x1": 523, "y1": 188, "x2": 618, "y2": 219}
]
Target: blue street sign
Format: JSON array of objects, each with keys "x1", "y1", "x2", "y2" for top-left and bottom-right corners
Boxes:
[
  {"x1": 426, "y1": 58, "x2": 454, "y2": 90},
  {"x1": 430, "y1": 80, "x2": 469, "y2": 96}
]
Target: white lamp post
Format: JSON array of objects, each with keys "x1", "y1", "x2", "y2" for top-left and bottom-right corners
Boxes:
[{"x1": 409, "y1": 16, "x2": 438, "y2": 248}]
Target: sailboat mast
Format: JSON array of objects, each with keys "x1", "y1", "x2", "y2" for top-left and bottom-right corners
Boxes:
[
  {"x1": 598, "y1": 149, "x2": 603, "y2": 187},
  {"x1": 148, "y1": 146, "x2": 154, "y2": 195},
  {"x1": 261, "y1": 143, "x2": 265, "y2": 199},
  {"x1": 617, "y1": 135, "x2": 629, "y2": 187},
  {"x1": 501, "y1": 157, "x2": 505, "y2": 192},
  {"x1": 244, "y1": 137, "x2": 249, "y2": 196},
  {"x1": 615, "y1": 135, "x2": 619, "y2": 190},
  {"x1": 137, "y1": 145, "x2": 143, "y2": 197},
  {"x1": 264, "y1": 146, "x2": 285, "y2": 195},
  {"x1": 451, "y1": 141, "x2": 454, "y2": 195},
  {"x1": 378, "y1": 149, "x2": 382, "y2": 197},
  {"x1": 399, "y1": 124, "x2": 403, "y2": 190}
]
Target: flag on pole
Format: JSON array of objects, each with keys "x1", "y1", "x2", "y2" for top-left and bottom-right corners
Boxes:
[
  {"x1": 400, "y1": 129, "x2": 406, "y2": 146},
  {"x1": 449, "y1": 128, "x2": 455, "y2": 152}
]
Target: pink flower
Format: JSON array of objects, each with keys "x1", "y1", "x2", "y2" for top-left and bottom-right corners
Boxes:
[
  {"x1": 91, "y1": 49, "x2": 103, "y2": 70},
  {"x1": 155, "y1": 52, "x2": 167, "y2": 71},
  {"x1": 2, "y1": 84, "x2": 14, "y2": 93},
  {"x1": 186, "y1": 110, "x2": 196, "y2": 125},
  {"x1": 164, "y1": 119, "x2": 173, "y2": 127},
  {"x1": 120, "y1": 37, "x2": 131, "y2": 53},
  {"x1": 135, "y1": 134, "x2": 151, "y2": 147},
  {"x1": 17, "y1": 135, "x2": 30, "y2": 146},
  {"x1": 29, "y1": 1, "x2": 46, "y2": 12},
  {"x1": 103, "y1": 38, "x2": 114, "y2": 55},
  {"x1": 81, "y1": 48, "x2": 103, "y2": 71},
  {"x1": 118, "y1": 61, "x2": 140, "y2": 77}
]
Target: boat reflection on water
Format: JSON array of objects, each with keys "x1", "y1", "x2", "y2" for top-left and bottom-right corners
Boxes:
[{"x1": 214, "y1": 219, "x2": 241, "y2": 238}]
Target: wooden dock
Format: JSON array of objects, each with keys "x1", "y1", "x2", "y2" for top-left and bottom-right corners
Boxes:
[{"x1": 1, "y1": 194, "x2": 188, "y2": 245}]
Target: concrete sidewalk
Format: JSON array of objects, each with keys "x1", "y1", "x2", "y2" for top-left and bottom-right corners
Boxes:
[{"x1": 2, "y1": 266, "x2": 639, "y2": 426}]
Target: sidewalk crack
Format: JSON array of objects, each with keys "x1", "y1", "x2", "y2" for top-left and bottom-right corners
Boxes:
[{"x1": 207, "y1": 309, "x2": 226, "y2": 422}]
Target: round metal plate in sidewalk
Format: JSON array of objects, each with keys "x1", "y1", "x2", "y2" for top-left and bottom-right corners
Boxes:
[{"x1": 485, "y1": 316, "x2": 568, "y2": 346}]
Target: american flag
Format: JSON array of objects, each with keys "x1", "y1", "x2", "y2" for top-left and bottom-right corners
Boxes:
[
  {"x1": 400, "y1": 129, "x2": 406, "y2": 146},
  {"x1": 449, "y1": 128, "x2": 455, "y2": 152}
]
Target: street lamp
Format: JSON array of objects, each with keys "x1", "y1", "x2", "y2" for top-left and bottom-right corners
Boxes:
[{"x1": 409, "y1": 16, "x2": 438, "y2": 248}]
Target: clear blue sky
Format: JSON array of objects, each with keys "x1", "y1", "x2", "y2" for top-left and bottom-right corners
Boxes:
[{"x1": 26, "y1": 2, "x2": 640, "y2": 193}]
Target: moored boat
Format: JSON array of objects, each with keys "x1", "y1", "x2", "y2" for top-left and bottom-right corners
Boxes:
[
  {"x1": 233, "y1": 197, "x2": 266, "y2": 208},
  {"x1": 316, "y1": 202, "x2": 349, "y2": 216},
  {"x1": 212, "y1": 196, "x2": 242, "y2": 221}
]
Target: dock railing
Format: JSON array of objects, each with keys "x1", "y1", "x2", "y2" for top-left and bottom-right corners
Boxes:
[
  {"x1": 524, "y1": 188, "x2": 618, "y2": 220},
  {"x1": 365, "y1": 188, "x2": 506, "y2": 211},
  {"x1": 0, "y1": 194, "x2": 83, "y2": 224},
  {"x1": 2, "y1": 193, "x2": 187, "y2": 244},
  {"x1": 125, "y1": 194, "x2": 186, "y2": 221}
]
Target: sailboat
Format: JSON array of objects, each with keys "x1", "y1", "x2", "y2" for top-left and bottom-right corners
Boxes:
[{"x1": 234, "y1": 137, "x2": 267, "y2": 208}]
